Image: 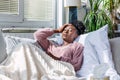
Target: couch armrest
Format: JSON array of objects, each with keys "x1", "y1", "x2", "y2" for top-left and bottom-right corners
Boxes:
[{"x1": 109, "y1": 37, "x2": 120, "y2": 74}]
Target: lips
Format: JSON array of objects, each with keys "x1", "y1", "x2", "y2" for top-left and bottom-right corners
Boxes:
[{"x1": 62, "y1": 33, "x2": 67, "y2": 39}]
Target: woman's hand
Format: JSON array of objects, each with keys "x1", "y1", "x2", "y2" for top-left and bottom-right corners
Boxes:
[
  {"x1": 47, "y1": 52, "x2": 60, "y2": 60},
  {"x1": 53, "y1": 24, "x2": 70, "y2": 33}
]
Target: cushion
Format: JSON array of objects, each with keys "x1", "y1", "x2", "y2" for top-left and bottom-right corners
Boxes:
[
  {"x1": 0, "y1": 29, "x2": 7, "y2": 63},
  {"x1": 4, "y1": 36, "x2": 38, "y2": 54},
  {"x1": 74, "y1": 33, "x2": 89, "y2": 46},
  {"x1": 86, "y1": 25, "x2": 114, "y2": 67},
  {"x1": 76, "y1": 25, "x2": 120, "y2": 80},
  {"x1": 76, "y1": 24, "x2": 112, "y2": 76},
  {"x1": 109, "y1": 37, "x2": 120, "y2": 74}
]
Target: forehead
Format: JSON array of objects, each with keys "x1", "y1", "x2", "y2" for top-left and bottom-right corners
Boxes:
[{"x1": 65, "y1": 25, "x2": 76, "y2": 30}]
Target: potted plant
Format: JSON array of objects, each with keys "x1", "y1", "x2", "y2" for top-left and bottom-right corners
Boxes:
[
  {"x1": 84, "y1": 0, "x2": 112, "y2": 33},
  {"x1": 102, "y1": 0, "x2": 120, "y2": 30}
]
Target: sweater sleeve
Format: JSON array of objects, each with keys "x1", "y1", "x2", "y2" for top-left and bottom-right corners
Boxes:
[
  {"x1": 33, "y1": 28, "x2": 54, "y2": 51},
  {"x1": 60, "y1": 43, "x2": 84, "y2": 71}
]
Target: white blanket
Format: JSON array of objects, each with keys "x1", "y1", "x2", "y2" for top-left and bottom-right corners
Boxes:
[{"x1": 0, "y1": 43, "x2": 80, "y2": 80}]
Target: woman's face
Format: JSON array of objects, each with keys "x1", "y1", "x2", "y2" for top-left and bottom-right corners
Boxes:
[{"x1": 62, "y1": 24, "x2": 78, "y2": 43}]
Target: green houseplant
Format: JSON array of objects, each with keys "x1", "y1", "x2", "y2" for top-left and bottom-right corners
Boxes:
[
  {"x1": 84, "y1": 0, "x2": 112, "y2": 33},
  {"x1": 102, "y1": 0, "x2": 120, "y2": 30}
]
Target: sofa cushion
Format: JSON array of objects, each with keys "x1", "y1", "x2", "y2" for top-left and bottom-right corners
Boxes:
[
  {"x1": 4, "y1": 36, "x2": 40, "y2": 54},
  {"x1": 76, "y1": 24, "x2": 117, "y2": 77},
  {"x1": 109, "y1": 37, "x2": 120, "y2": 74}
]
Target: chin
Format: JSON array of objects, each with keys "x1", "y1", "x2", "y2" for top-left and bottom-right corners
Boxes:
[
  {"x1": 62, "y1": 38, "x2": 66, "y2": 41},
  {"x1": 62, "y1": 38, "x2": 67, "y2": 41},
  {"x1": 63, "y1": 38, "x2": 73, "y2": 43}
]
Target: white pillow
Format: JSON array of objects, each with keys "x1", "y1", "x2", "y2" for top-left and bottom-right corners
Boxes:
[
  {"x1": 74, "y1": 33, "x2": 89, "y2": 45},
  {"x1": 4, "y1": 36, "x2": 38, "y2": 54},
  {"x1": 76, "y1": 25, "x2": 109, "y2": 76},
  {"x1": 76, "y1": 24, "x2": 119, "y2": 80},
  {"x1": 0, "y1": 30, "x2": 7, "y2": 63}
]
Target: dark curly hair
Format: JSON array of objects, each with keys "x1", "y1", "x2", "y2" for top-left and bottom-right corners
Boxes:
[{"x1": 70, "y1": 20, "x2": 85, "y2": 35}]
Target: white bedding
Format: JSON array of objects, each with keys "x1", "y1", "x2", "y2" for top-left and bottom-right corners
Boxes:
[{"x1": 0, "y1": 43, "x2": 81, "y2": 80}]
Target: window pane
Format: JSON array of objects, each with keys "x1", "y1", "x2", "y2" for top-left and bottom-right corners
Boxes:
[
  {"x1": 24, "y1": 0, "x2": 55, "y2": 21},
  {"x1": 0, "y1": 0, "x2": 18, "y2": 14}
]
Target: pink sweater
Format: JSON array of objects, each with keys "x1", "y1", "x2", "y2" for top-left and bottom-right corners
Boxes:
[{"x1": 34, "y1": 28, "x2": 84, "y2": 71}]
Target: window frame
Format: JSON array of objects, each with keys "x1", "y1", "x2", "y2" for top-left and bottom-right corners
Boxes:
[{"x1": 0, "y1": 0, "x2": 24, "y2": 22}]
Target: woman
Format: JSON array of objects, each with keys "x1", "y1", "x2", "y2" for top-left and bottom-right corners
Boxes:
[{"x1": 34, "y1": 20, "x2": 85, "y2": 71}]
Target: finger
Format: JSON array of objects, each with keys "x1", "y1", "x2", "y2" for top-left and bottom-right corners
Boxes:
[{"x1": 62, "y1": 24, "x2": 69, "y2": 28}]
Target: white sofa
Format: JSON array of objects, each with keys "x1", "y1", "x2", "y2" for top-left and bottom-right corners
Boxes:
[
  {"x1": 1, "y1": 33, "x2": 120, "y2": 79},
  {"x1": 0, "y1": 26, "x2": 120, "y2": 79}
]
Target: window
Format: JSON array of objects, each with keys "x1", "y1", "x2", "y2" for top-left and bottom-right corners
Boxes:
[
  {"x1": 0, "y1": 0, "x2": 23, "y2": 22},
  {"x1": 0, "y1": 0, "x2": 56, "y2": 28},
  {"x1": 24, "y1": 0, "x2": 55, "y2": 21},
  {"x1": 24, "y1": 0, "x2": 56, "y2": 28}
]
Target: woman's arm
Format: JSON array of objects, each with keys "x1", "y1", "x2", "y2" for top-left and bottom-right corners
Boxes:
[
  {"x1": 33, "y1": 24, "x2": 69, "y2": 58},
  {"x1": 34, "y1": 24, "x2": 69, "y2": 50},
  {"x1": 34, "y1": 28, "x2": 55, "y2": 51}
]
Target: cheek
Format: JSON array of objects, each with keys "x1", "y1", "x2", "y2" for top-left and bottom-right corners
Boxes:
[{"x1": 70, "y1": 33, "x2": 78, "y2": 39}]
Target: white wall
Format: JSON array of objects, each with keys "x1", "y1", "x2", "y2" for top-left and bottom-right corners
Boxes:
[{"x1": 57, "y1": 0, "x2": 65, "y2": 28}]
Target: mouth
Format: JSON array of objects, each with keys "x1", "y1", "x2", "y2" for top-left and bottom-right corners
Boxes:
[{"x1": 62, "y1": 33, "x2": 67, "y2": 38}]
